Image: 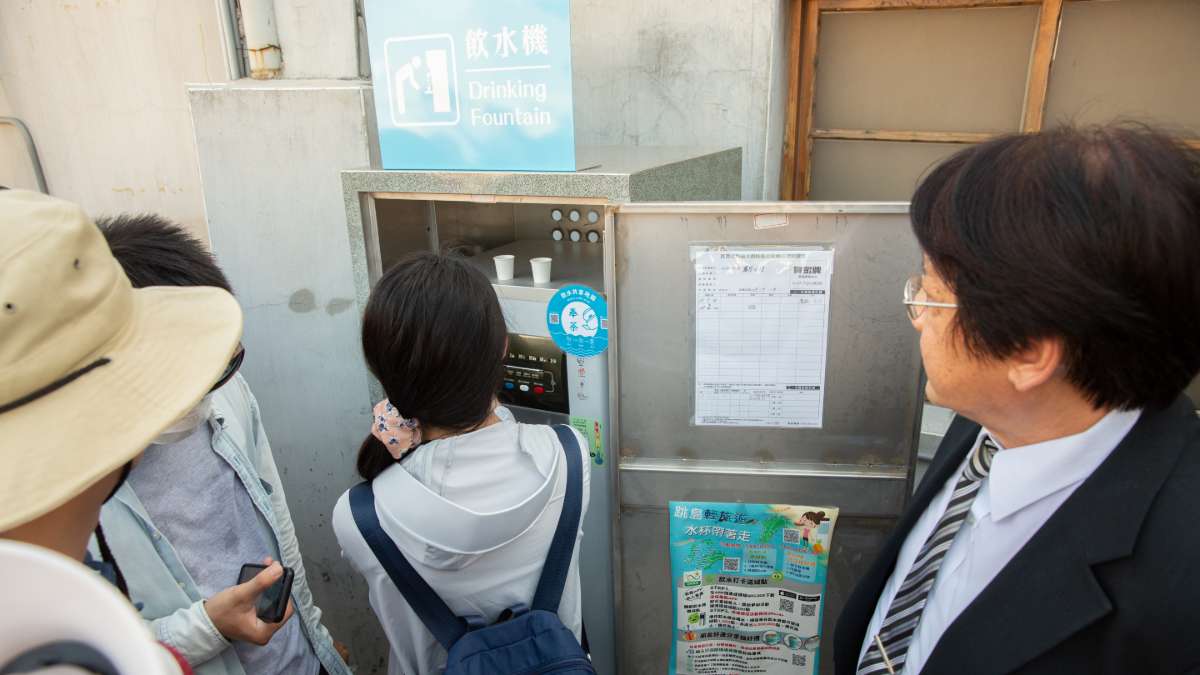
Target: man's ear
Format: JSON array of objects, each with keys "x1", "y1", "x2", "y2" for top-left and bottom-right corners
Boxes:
[{"x1": 1006, "y1": 336, "x2": 1064, "y2": 393}]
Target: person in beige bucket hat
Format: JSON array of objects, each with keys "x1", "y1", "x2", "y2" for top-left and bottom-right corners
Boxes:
[{"x1": 0, "y1": 189, "x2": 242, "y2": 561}]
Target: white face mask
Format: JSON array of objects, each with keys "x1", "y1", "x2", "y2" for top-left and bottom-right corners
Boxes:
[{"x1": 151, "y1": 395, "x2": 214, "y2": 445}]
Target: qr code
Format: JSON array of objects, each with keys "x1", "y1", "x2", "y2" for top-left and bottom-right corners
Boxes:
[
  {"x1": 801, "y1": 603, "x2": 816, "y2": 617},
  {"x1": 783, "y1": 528, "x2": 801, "y2": 544},
  {"x1": 722, "y1": 557, "x2": 741, "y2": 572},
  {"x1": 779, "y1": 598, "x2": 795, "y2": 613},
  {"x1": 792, "y1": 654, "x2": 808, "y2": 667}
]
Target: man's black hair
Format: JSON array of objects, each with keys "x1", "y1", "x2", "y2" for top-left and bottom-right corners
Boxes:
[
  {"x1": 911, "y1": 124, "x2": 1200, "y2": 410},
  {"x1": 94, "y1": 214, "x2": 232, "y2": 293}
]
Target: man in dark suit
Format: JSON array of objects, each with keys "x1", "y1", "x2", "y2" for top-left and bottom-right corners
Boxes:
[{"x1": 834, "y1": 125, "x2": 1200, "y2": 675}]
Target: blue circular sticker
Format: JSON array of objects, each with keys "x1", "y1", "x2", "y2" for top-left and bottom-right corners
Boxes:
[{"x1": 546, "y1": 284, "x2": 609, "y2": 358}]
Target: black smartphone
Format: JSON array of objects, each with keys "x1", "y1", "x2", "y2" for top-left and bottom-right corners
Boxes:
[{"x1": 237, "y1": 563, "x2": 294, "y2": 624}]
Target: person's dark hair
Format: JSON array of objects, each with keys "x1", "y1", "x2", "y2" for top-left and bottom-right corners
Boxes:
[
  {"x1": 357, "y1": 252, "x2": 507, "y2": 480},
  {"x1": 802, "y1": 511, "x2": 828, "y2": 525},
  {"x1": 911, "y1": 124, "x2": 1200, "y2": 410},
  {"x1": 94, "y1": 214, "x2": 232, "y2": 292}
]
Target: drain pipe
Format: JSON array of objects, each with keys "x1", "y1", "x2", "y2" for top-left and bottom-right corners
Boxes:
[
  {"x1": 215, "y1": 0, "x2": 243, "y2": 79},
  {"x1": 238, "y1": 0, "x2": 282, "y2": 79},
  {"x1": 0, "y1": 116, "x2": 49, "y2": 194}
]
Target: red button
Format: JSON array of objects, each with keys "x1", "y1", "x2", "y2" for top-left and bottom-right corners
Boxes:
[{"x1": 533, "y1": 386, "x2": 545, "y2": 394}]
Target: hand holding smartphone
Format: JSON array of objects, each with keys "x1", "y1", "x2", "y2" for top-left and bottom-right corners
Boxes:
[
  {"x1": 237, "y1": 562, "x2": 294, "y2": 624},
  {"x1": 205, "y1": 560, "x2": 296, "y2": 644}
]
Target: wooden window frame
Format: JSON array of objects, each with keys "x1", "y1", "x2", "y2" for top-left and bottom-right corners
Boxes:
[{"x1": 780, "y1": 0, "x2": 1200, "y2": 200}]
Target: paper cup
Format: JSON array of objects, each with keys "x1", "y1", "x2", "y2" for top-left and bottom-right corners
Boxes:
[
  {"x1": 493, "y1": 254, "x2": 515, "y2": 281},
  {"x1": 530, "y1": 257, "x2": 552, "y2": 284}
]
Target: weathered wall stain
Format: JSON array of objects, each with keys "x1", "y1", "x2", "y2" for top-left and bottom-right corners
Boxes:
[
  {"x1": 326, "y1": 297, "x2": 353, "y2": 315},
  {"x1": 288, "y1": 288, "x2": 317, "y2": 313}
]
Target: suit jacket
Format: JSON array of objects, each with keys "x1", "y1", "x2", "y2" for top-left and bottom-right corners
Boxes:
[{"x1": 834, "y1": 395, "x2": 1200, "y2": 675}]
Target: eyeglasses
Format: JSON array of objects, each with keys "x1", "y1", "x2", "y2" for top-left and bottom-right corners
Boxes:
[
  {"x1": 903, "y1": 275, "x2": 957, "y2": 321},
  {"x1": 209, "y1": 344, "x2": 245, "y2": 393}
]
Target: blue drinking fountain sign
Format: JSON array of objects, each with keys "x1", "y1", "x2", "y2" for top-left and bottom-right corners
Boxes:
[{"x1": 364, "y1": 0, "x2": 576, "y2": 171}]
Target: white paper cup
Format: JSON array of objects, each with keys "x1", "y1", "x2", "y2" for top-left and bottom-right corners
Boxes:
[
  {"x1": 530, "y1": 257, "x2": 552, "y2": 284},
  {"x1": 493, "y1": 254, "x2": 515, "y2": 281}
]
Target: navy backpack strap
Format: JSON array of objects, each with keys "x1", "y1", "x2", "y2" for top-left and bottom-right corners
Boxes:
[
  {"x1": 531, "y1": 425, "x2": 585, "y2": 612},
  {"x1": 348, "y1": 482, "x2": 468, "y2": 649}
]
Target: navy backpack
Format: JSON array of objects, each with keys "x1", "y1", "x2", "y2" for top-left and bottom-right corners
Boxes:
[{"x1": 350, "y1": 425, "x2": 596, "y2": 675}]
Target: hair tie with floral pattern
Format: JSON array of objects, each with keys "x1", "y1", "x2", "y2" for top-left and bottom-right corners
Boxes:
[{"x1": 372, "y1": 399, "x2": 421, "y2": 460}]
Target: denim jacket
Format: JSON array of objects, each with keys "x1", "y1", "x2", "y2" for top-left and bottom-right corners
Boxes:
[{"x1": 95, "y1": 374, "x2": 350, "y2": 675}]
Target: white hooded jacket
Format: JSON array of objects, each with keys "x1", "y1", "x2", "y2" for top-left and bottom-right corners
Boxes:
[{"x1": 332, "y1": 409, "x2": 590, "y2": 675}]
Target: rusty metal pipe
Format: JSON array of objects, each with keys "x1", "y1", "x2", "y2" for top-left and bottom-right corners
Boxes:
[
  {"x1": 0, "y1": 116, "x2": 49, "y2": 194},
  {"x1": 238, "y1": 0, "x2": 282, "y2": 79}
]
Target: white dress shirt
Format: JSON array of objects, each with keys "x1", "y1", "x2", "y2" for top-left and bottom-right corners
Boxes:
[
  {"x1": 858, "y1": 408, "x2": 1142, "y2": 674},
  {"x1": 332, "y1": 409, "x2": 590, "y2": 675}
]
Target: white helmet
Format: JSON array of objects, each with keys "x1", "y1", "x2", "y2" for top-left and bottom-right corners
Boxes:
[{"x1": 0, "y1": 540, "x2": 182, "y2": 674}]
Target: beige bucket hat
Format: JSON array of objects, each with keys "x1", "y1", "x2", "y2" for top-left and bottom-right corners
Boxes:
[{"x1": 0, "y1": 190, "x2": 242, "y2": 531}]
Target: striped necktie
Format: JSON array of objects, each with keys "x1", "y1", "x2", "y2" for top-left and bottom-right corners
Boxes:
[{"x1": 857, "y1": 436, "x2": 1000, "y2": 675}]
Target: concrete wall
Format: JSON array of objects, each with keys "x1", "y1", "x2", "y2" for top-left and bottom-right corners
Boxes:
[
  {"x1": 188, "y1": 79, "x2": 387, "y2": 672},
  {"x1": 275, "y1": 0, "x2": 360, "y2": 79},
  {"x1": 571, "y1": 0, "x2": 789, "y2": 200},
  {"x1": 0, "y1": 0, "x2": 232, "y2": 240}
]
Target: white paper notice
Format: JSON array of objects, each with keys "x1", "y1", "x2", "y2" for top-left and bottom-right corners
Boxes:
[{"x1": 693, "y1": 247, "x2": 833, "y2": 428}]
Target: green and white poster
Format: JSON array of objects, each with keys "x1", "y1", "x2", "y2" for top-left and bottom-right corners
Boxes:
[
  {"x1": 669, "y1": 501, "x2": 839, "y2": 675},
  {"x1": 570, "y1": 415, "x2": 605, "y2": 466}
]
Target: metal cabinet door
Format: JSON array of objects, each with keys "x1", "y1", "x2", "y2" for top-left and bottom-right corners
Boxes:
[{"x1": 608, "y1": 202, "x2": 923, "y2": 675}]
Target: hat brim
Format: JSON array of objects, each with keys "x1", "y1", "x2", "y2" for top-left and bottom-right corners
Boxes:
[
  {"x1": 0, "y1": 541, "x2": 179, "y2": 673},
  {"x1": 0, "y1": 285, "x2": 242, "y2": 531}
]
